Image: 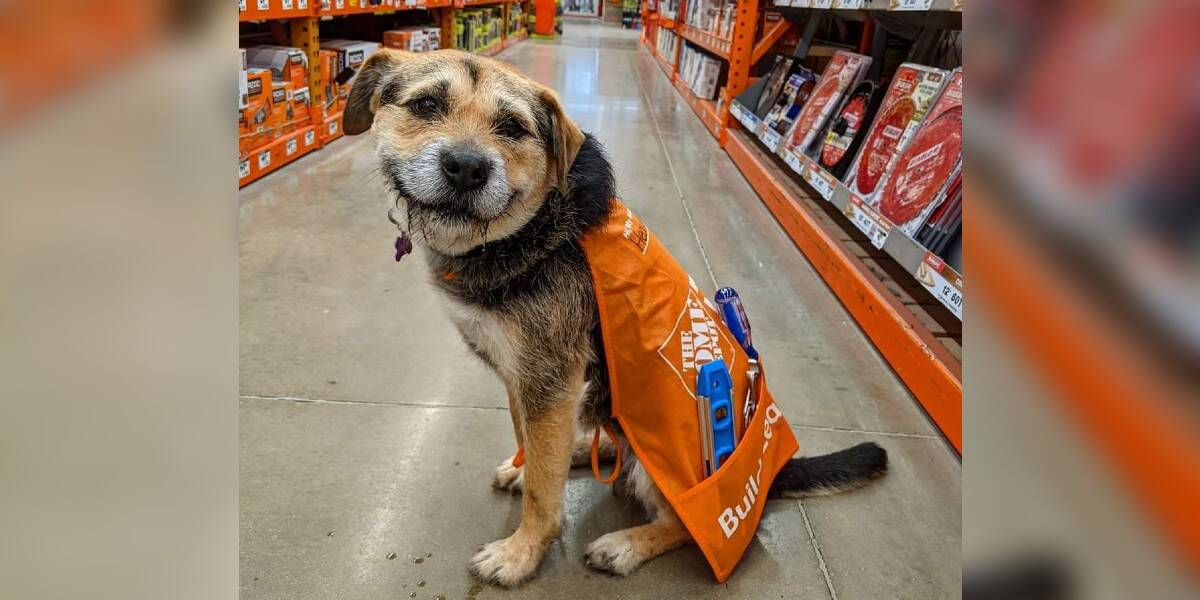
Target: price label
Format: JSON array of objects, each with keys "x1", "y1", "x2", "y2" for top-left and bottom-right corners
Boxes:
[
  {"x1": 299, "y1": 0, "x2": 308, "y2": 8},
  {"x1": 257, "y1": 150, "x2": 271, "y2": 169},
  {"x1": 759, "y1": 127, "x2": 783, "y2": 152},
  {"x1": 283, "y1": 0, "x2": 293, "y2": 9},
  {"x1": 257, "y1": 0, "x2": 269, "y2": 10},
  {"x1": 239, "y1": 160, "x2": 250, "y2": 179},
  {"x1": 833, "y1": 0, "x2": 868, "y2": 7},
  {"x1": 305, "y1": 130, "x2": 316, "y2": 146},
  {"x1": 328, "y1": 120, "x2": 338, "y2": 135},
  {"x1": 846, "y1": 196, "x2": 890, "y2": 249},
  {"x1": 335, "y1": 0, "x2": 344, "y2": 8},
  {"x1": 790, "y1": 0, "x2": 811, "y2": 6},
  {"x1": 918, "y1": 253, "x2": 963, "y2": 320},
  {"x1": 805, "y1": 166, "x2": 836, "y2": 201},
  {"x1": 784, "y1": 151, "x2": 804, "y2": 176},
  {"x1": 889, "y1": 0, "x2": 932, "y2": 9},
  {"x1": 239, "y1": 0, "x2": 247, "y2": 12},
  {"x1": 286, "y1": 138, "x2": 298, "y2": 156},
  {"x1": 731, "y1": 102, "x2": 759, "y2": 132},
  {"x1": 812, "y1": 0, "x2": 834, "y2": 8}
]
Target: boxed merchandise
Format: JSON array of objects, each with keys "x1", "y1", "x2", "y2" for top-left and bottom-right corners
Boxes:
[
  {"x1": 319, "y1": 39, "x2": 381, "y2": 76},
  {"x1": 318, "y1": 49, "x2": 340, "y2": 114},
  {"x1": 290, "y1": 86, "x2": 312, "y2": 128},
  {"x1": 816, "y1": 79, "x2": 884, "y2": 180},
  {"x1": 845, "y1": 63, "x2": 949, "y2": 206},
  {"x1": 383, "y1": 27, "x2": 441, "y2": 52},
  {"x1": 780, "y1": 51, "x2": 871, "y2": 159},
  {"x1": 761, "y1": 68, "x2": 816, "y2": 136},
  {"x1": 753, "y1": 54, "x2": 795, "y2": 119},
  {"x1": 240, "y1": 68, "x2": 273, "y2": 154},
  {"x1": 239, "y1": 69, "x2": 249, "y2": 110},
  {"x1": 266, "y1": 81, "x2": 295, "y2": 138},
  {"x1": 877, "y1": 69, "x2": 962, "y2": 235},
  {"x1": 246, "y1": 46, "x2": 309, "y2": 90}
]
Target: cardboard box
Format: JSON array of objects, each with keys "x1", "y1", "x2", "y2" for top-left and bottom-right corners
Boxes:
[
  {"x1": 246, "y1": 45, "x2": 309, "y2": 90},
  {"x1": 319, "y1": 39, "x2": 380, "y2": 75},
  {"x1": 289, "y1": 86, "x2": 312, "y2": 130},
  {"x1": 240, "y1": 68, "x2": 274, "y2": 154},
  {"x1": 239, "y1": 69, "x2": 249, "y2": 110}
]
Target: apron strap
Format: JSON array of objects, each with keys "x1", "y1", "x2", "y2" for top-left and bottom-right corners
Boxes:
[{"x1": 591, "y1": 422, "x2": 622, "y2": 485}]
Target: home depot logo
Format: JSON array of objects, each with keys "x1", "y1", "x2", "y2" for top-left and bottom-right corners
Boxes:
[
  {"x1": 622, "y1": 207, "x2": 650, "y2": 254},
  {"x1": 657, "y1": 280, "x2": 736, "y2": 397}
]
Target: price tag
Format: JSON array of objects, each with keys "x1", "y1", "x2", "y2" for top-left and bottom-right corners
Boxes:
[
  {"x1": 805, "y1": 165, "x2": 836, "y2": 201},
  {"x1": 239, "y1": 0, "x2": 247, "y2": 12},
  {"x1": 239, "y1": 160, "x2": 250, "y2": 179},
  {"x1": 328, "y1": 120, "x2": 338, "y2": 135},
  {"x1": 889, "y1": 0, "x2": 932, "y2": 9},
  {"x1": 283, "y1": 0, "x2": 293, "y2": 9},
  {"x1": 812, "y1": 0, "x2": 834, "y2": 8},
  {"x1": 790, "y1": 0, "x2": 811, "y2": 6},
  {"x1": 257, "y1": 0, "x2": 269, "y2": 10},
  {"x1": 305, "y1": 130, "x2": 316, "y2": 146},
  {"x1": 783, "y1": 151, "x2": 805, "y2": 176},
  {"x1": 918, "y1": 253, "x2": 963, "y2": 320},
  {"x1": 286, "y1": 138, "x2": 298, "y2": 156},
  {"x1": 257, "y1": 149, "x2": 271, "y2": 169},
  {"x1": 299, "y1": 0, "x2": 308, "y2": 8},
  {"x1": 833, "y1": 0, "x2": 868, "y2": 7},
  {"x1": 846, "y1": 196, "x2": 890, "y2": 249},
  {"x1": 335, "y1": 0, "x2": 344, "y2": 8},
  {"x1": 759, "y1": 127, "x2": 783, "y2": 152}
]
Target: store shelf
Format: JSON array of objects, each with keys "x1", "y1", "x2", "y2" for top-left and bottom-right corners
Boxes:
[
  {"x1": 320, "y1": 0, "x2": 452, "y2": 17},
  {"x1": 459, "y1": 0, "x2": 521, "y2": 5},
  {"x1": 672, "y1": 75, "x2": 721, "y2": 140},
  {"x1": 503, "y1": 29, "x2": 529, "y2": 48},
  {"x1": 239, "y1": 125, "x2": 322, "y2": 187},
  {"x1": 239, "y1": 0, "x2": 316, "y2": 22},
  {"x1": 678, "y1": 24, "x2": 731, "y2": 60},
  {"x1": 728, "y1": 98, "x2": 963, "y2": 320},
  {"x1": 723, "y1": 126, "x2": 962, "y2": 451},
  {"x1": 659, "y1": 16, "x2": 677, "y2": 29},
  {"x1": 654, "y1": 49, "x2": 674, "y2": 79},
  {"x1": 320, "y1": 111, "x2": 345, "y2": 143}
]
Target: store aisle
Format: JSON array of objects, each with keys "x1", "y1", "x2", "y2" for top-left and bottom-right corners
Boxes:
[{"x1": 240, "y1": 20, "x2": 960, "y2": 600}]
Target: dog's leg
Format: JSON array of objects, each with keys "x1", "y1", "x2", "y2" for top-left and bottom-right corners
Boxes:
[
  {"x1": 585, "y1": 460, "x2": 692, "y2": 576},
  {"x1": 471, "y1": 372, "x2": 581, "y2": 587},
  {"x1": 570, "y1": 426, "x2": 616, "y2": 467},
  {"x1": 493, "y1": 386, "x2": 525, "y2": 493}
]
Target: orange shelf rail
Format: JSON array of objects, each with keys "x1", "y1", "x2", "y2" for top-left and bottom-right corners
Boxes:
[
  {"x1": 239, "y1": 125, "x2": 322, "y2": 187},
  {"x1": 239, "y1": 0, "x2": 316, "y2": 21},
  {"x1": 678, "y1": 24, "x2": 731, "y2": 60}
]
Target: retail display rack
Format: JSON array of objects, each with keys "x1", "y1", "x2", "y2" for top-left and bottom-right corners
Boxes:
[
  {"x1": 642, "y1": 0, "x2": 963, "y2": 450},
  {"x1": 239, "y1": 0, "x2": 531, "y2": 187}
]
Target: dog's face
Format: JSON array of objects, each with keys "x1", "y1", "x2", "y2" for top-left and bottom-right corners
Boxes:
[{"x1": 344, "y1": 49, "x2": 584, "y2": 256}]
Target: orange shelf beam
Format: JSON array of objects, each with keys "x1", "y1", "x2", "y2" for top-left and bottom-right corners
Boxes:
[
  {"x1": 678, "y1": 24, "x2": 731, "y2": 60},
  {"x1": 752, "y1": 17, "x2": 792, "y2": 64},
  {"x1": 239, "y1": 125, "x2": 322, "y2": 187}
]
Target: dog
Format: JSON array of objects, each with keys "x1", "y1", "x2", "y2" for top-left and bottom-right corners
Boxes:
[{"x1": 343, "y1": 48, "x2": 889, "y2": 587}]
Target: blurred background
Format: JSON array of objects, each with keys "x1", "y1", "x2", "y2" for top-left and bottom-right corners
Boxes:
[{"x1": 0, "y1": 0, "x2": 1197, "y2": 598}]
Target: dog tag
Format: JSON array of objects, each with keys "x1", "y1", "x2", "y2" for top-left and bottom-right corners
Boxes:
[{"x1": 395, "y1": 232, "x2": 412, "y2": 262}]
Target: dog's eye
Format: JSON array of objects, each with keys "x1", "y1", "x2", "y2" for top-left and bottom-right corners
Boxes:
[
  {"x1": 495, "y1": 117, "x2": 528, "y2": 140},
  {"x1": 406, "y1": 96, "x2": 441, "y2": 119}
]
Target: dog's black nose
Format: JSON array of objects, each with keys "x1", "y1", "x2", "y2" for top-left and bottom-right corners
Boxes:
[{"x1": 440, "y1": 148, "x2": 490, "y2": 193}]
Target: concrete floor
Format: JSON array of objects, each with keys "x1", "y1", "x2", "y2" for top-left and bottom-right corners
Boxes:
[{"x1": 240, "y1": 21, "x2": 960, "y2": 599}]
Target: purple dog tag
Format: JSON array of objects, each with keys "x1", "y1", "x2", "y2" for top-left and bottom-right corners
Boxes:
[{"x1": 395, "y1": 232, "x2": 413, "y2": 262}]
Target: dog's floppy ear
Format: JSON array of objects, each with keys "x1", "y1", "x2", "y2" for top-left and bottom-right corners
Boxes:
[
  {"x1": 343, "y1": 49, "x2": 404, "y2": 136},
  {"x1": 538, "y1": 88, "x2": 584, "y2": 194}
]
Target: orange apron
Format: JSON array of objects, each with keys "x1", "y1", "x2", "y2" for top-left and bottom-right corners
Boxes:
[{"x1": 580, "y1": 199, "x2": 799, "y2": 582}]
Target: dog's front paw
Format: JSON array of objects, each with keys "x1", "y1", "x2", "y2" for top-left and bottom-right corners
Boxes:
[
  {"x1": 584, "y1": 530, "x2": 644, "y2": 576},
  {"x1": 470, "y1": 533, "x2": 545, "y2": 587},
  {"x1": 492, "y1": 456, "x2": 524, "y2": 494}
]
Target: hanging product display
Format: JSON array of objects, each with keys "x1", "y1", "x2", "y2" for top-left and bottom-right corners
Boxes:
[
  {"x1": 762, "y1": 67, "x2": 817, "y2": 136},
  {"x1": 879, "y1": 69, "x2": 963, "y2": 236},
  {"x1": 780, "y1": 51, "x2": 871, "y2": 160},
  {"x1": 753, "y1": 54, "x2": 795, "y2": 118},
  {"x1": 817, "y1": 79, "x2": 883, "y2": 180},
  {"x1": 845, "y1": 63, "x2": 949, "y2": 205}
]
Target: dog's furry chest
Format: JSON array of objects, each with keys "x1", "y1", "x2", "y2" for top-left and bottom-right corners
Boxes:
[{"x1": 443, "y1": 296, "x2": 521, "y2": 380}]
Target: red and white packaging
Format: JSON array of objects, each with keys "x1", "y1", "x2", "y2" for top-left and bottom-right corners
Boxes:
[
  {"x1": 780, "y1": 51, "x2": 870, "y2": 159},
  {"x1": 845, "y1": 63, "x2": 949, "y2": 206},
  {"x1": 878, "y1": 69, "x2": 963, "y2": 236}
]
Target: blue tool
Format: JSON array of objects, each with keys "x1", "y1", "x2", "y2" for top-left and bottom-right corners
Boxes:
[
  {"x1": 697, "y1": 360, "x2": 737, "y2": 475},
  {"x1": 715, "y1": 287, "x2": 761, "y2": 433},
  {"x1": 715, "y1": 287, "x2": 758, "y2": 360}
]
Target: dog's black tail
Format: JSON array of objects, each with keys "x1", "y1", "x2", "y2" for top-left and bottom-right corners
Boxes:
[{"x1": 767, "y1": 442, "x2": 889, "y2": 499}]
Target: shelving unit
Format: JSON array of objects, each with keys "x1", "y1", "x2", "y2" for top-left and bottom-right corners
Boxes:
[
  {"x1": 642, "y1": 0, "x2": 963, "y2": 451},
  {"x1": 239, "y1": 0, "x2": 531, "y2": 187}
]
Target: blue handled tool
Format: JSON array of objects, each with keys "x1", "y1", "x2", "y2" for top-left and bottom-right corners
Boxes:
[
  {"x1": 715, "y1": 287, "x2": 758, "y2": 360},
  {"x1": 715, "y1": 287, "x2": 761, "y2": 433},
  {"x1": 697, "y1": 360, "x2": 737, "y2": 475}
]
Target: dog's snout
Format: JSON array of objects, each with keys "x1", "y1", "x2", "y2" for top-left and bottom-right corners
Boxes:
[{"x1": 440, "y1": 148, "x2": 491, "y2": 193}]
